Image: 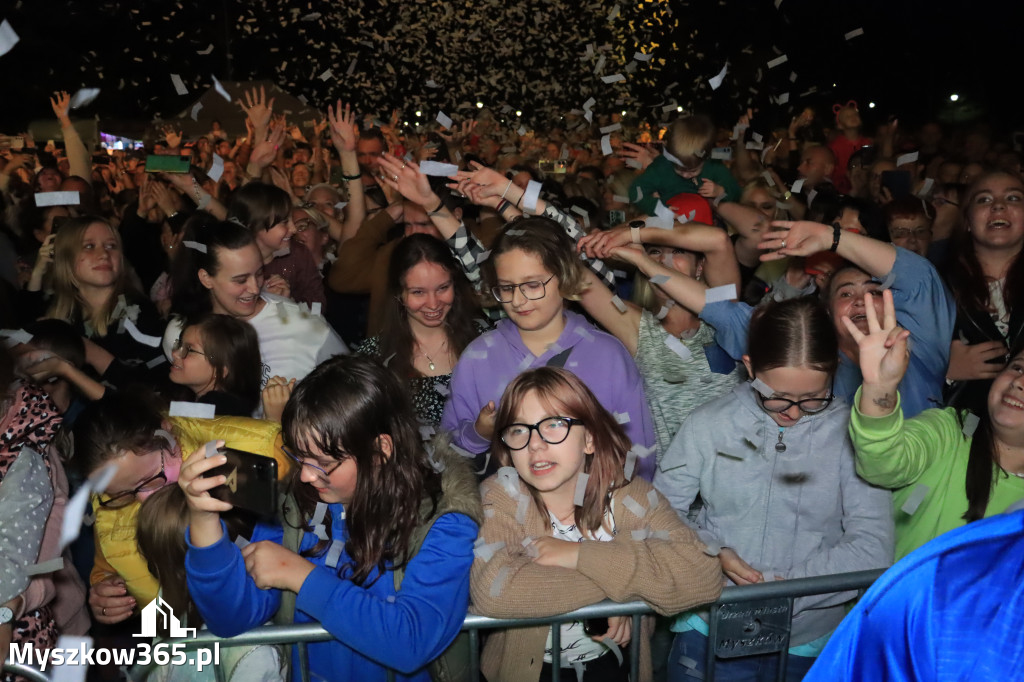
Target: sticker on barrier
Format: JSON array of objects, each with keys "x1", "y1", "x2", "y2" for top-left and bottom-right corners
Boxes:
[{"x1": 713, "y1": 597, "x2": 791, "y2": 658}]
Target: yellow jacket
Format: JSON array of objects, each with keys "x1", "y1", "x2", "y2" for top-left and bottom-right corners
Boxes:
[{"x1": 90, "y1": 415, "x2": 289, "y2": 607}]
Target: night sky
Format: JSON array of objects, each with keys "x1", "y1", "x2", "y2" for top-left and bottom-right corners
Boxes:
[{"x1": 0, "y1": 0, "x2": 1016, "y2": 138}]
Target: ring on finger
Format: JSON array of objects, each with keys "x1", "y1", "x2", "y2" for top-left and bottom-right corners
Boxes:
[
  {"x1": 392, "y1": 174, "x2": 399, "y2": 181},
  {"x1": 780, "y1": 240, "x2": 787, "y2": 249},
  {"x1": 102, "y1": 607, "x2": 107, "y2": 616}
]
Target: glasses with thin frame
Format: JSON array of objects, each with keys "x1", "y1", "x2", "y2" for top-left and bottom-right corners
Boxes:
[
  {"x1": 500, "y1": 416, "x2": 585, "y2": 451},
  {"x1": 752, "y1": 378, "x2": 835, "y2": 415},
  {"x1": 98, "y1": 449, "x2": 168, "y2": 508},
  {"x1": 172, "y1": 336, "x2": 211, "y2": 361},
  {"x1": 282, "y1": 446, "x2": 344, "y2": 479},
  {"x1": 491, "y1": 275, "x2": 555, "y2": 304}
]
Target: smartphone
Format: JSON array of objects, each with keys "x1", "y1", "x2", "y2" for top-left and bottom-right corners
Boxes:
[
  {"x1": 711, "y1": 146, "x2": 733, "y2": 161},
  {"x1": 608, "y1": 210, "x2": 626, "y2": 226},
  {"x1": 202, "y1": 447, "x2": 278, "y2": 517},
  {"x1": 880, "y1": 170, "x2": 912, "y2": 199},
  {"x1": 145, "y1": 155, "x2": 191, "y2": 173},
  {"x1": 583, "y1": 618, "x2": 608, "y2": 636}
]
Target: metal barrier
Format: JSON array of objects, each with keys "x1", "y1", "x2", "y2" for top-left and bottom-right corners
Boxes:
[{"x1": 4, "y1": 568, "x2": 884, "y2": 682}]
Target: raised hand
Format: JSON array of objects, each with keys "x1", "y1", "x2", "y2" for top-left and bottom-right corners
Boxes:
[
  {"x1": 161, "y1": 125, "x2": 182, "y2": 149},
  {"x1": 698, "y1": 178, "x2": 724, "y2": 199},
  {"x1": 757, "y1": 220, "x2": 832, "y2": 261},
  {"x1": 377, "y1": 152, "x2": 437, "y2": 207},
  {"x1": 50, "y1": 91, "x2": 72, "y2": 124},
  {"x1": 578, "y1": 227, "x2": 633, "y2": 259},
  {"x1": 844, "y1": 289, "x2": 910, "y2": 417},
  {"x1": 249, "y1": 119, "x2": 287, "y2": 170},
  {"x1": 327, "y1": 100, "x2": 358, "y2": 153},
  {"x1": 450, "y1": 161, "x2": 514, "y2": 201},
  {"x1": 238, "y1": 86, "x2": 275, "y2": 133},
  {"x1": 618, "y1": 142, "x2": 656, "y2": 170}
]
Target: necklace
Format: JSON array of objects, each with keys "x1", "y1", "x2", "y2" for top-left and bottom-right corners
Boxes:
[
  {"x1": 775, "y1": 427, "x2": 787, "y2": 453},
  {"x1": 416, "y1": 338, "x2": 448, "y2": 372}
]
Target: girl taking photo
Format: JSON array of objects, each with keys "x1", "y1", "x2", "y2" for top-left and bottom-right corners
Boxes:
[{"x1": 180, "y1": 356, "x2": 481, "y2": 681}]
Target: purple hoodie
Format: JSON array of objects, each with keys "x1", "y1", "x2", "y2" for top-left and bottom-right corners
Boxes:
[{"x1": 441, "y1": 310, "x2": 657, "y2": 480}]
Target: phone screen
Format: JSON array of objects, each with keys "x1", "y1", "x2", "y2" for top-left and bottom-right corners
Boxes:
[
  {"x1": 145, "y1": 155, "x2": 191, "y2": 173},
  {"x1": 202, "y1": 447, "x2": 278, "y2": 517}
]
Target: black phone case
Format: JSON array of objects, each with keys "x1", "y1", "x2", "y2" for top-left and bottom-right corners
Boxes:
[{"x1": 202, "y1": 447, "x2": 278, "y2": 517}]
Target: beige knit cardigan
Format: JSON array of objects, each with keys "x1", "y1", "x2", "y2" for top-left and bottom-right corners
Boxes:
[{"x1": 470, "y1": 472, "x2": 723, "y2": 682}]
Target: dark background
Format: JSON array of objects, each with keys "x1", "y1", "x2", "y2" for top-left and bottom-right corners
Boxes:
[{"x1": 0, "y1": 0, "x2": 1016, "y2": 136}]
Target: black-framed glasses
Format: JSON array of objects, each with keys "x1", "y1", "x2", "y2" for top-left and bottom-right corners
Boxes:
[
  {"x1": 98, "y1": 450, "x2": 167, "y2": 508},
  {"x1": 172, "y1": 336, "x2": 211, "y2": 361},
  {"x1": 282, "y1": 446, "x2": 344, "y2": 479},
  {"x1": 500, "y1": 417, "x2": 584, "y2": 451},
  {"x1": 752, "y1": 378, "x2": 835, "y2": 415},
  {"x1": 491, "y1": 275, "x2": 556, "y2": 304}
]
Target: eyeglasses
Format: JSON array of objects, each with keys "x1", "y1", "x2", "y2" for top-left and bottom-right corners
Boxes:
[
  {"x1": 98, "y1": 449, "x2": 168, "y2": 508},
  {"x1": 293, "y1": 219, "x2": 315, "y2": 232},
  {"x1": 890, "y1": 227, "x2": 932, "y2": 240},
  {"x1": 752, "y1": 378, "x2": 835, "y2": 415},
  {"x1": 491, "y1": 275, "x2": 555, "y2": 304},
  {"x1": 500, "y1": 417, "x2": 584, "y2": 451},
  {"x1": 172, "y1": 336, "x2": 211, "y2": 361},
  {"x1": 282, "y1": 446, "x2": 344, "y2": 479}
]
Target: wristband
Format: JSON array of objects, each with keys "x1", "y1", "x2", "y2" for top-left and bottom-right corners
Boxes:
[
  {"x1": 520, "y1": 180, "x2": 542, "y2": 214},
  {"x1": 500, "y1": 179, "x2": 513, "y2": 201},
  {"x1": 426, "y1": 198, "x2": 445, "y2": 215},
  {"x1": 829, "y1": 222, "x2": 842, "y2": 252},
  {"x1": 496, "y1": 199, "x2": 511, "y2": 215},
  {"x1": 341, "y1": 172, "x2": 361, "y2": 181}
]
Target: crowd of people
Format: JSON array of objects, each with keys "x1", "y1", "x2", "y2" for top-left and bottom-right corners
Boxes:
[{"x1": 1, "y1": 81, "x2": 1023, "y2": 682}]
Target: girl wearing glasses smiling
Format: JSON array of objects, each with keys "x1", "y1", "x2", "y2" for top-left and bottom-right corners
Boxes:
[
  {"x1": 471, "y1": 367, "x2": 722, "y2": 682},
  {"x1": 440, "y1": 219, "x2": 657, "y2": 478},
  {"x1": 654, "y1": 297, "x2": 894, "y2": 682}
]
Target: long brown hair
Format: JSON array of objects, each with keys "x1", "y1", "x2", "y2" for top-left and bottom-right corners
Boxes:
[
  {"x1": 48, "y1": 216, "x2": 132, "y2": 336},
  {"x1": 946, "y1": 171, "x2": 1024, "y2": 316},
  {"x1": 378, "y1": 234, "x2": 481, "y2": 380},
  {"x1": 137, "y1": 485, "x2": 202, "y2": 633},
  {"x1": 491, "y1": 367, "x2": 630, "y2": 538},
  {"x1": 281, "y1": 355, "x2": 442, "y2": 586}
]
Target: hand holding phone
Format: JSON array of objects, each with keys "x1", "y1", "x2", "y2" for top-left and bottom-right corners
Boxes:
[{"x1": 201, "y1": 447, "x2": 278, "y2": 517}]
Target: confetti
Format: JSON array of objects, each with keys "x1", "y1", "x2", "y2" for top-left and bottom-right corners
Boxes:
[
  {"x1": 900, "y1": 483, "x2": 929, "y2": 516},
  {"x1": 708, "y1": 63, "x2": 728, "y2": 90},
  {"x1": 601, "y1": 73, "x2": 626, "y2": 84},
  {"x1": 436, "y1": 111, "x2": 453, "y2": 129},
  {"x1": 790, "y1": 178, "x2": 806, "y2": 194},
  {"x1": 34, "y1": 191, "x2": 80, "y2": 207},
  {"x1": 183, "y1": 240, "x2": 207, "y2": 253},
  {"x1": 168, "y1": 401, "x2": 216, "y2": 419},
  {"x1": 896, "y1": 152, "x2": 919, "y2": 166},
  {"x1": 210, "y1": 74, "x2": 231, "y2": 102},
  {"x1": 750, "y1": 378, "x2": 775, "y2": 398},
  {"x1": 69, "y1": 88, "x2": 101, "y2": 109},
  {"x1": 663, "y1": 334, "x2": 692, "y2": 361},
  {"x1": 170, "y1": 73, "x2": 188, "y2": 96},
  {"x1": 705, "y1": 284, "x2": 737, "y2": 304},
  {"x1": 123, "y1": 318, "x2": 162, "y2": 347},
  {"x1": 419, "y1": 160, "x2": 459, "y2": 176},
  {"x1": 767, "y1": 55, "x2": 788, "y2": 69},
  {"x1": 844, "y1": 27, "x2": 865, "y2": 40},
  {"x1": 0, "y1": 19, "x2": 19, "y2": 58},
  {"x1": 207, "y1": 153, "x2": 224, "y2": 183}
]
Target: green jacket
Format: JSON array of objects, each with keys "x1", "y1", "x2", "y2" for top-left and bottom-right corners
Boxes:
[
  {"x1": 849, "y1": 389, "x2": 1024, "y2": 559},
  {"x1": 630, "y1": 156, "x2": 741, "y2": 216}
]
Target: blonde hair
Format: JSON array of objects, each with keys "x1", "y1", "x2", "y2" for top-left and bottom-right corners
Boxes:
[
  {"x1": 48, "y1": 216, "x2": 129, "y2": 337},
  {"x1": 666, "y1": 115, "x2": 715, "y2": 163}
]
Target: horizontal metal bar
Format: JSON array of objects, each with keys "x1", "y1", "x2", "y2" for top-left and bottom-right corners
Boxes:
[{"x1": 134, "y1": 569, "x2": 886, "y2": 651}]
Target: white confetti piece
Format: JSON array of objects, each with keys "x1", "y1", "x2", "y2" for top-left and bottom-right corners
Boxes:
[
  {"x1": 614, "y1": 412, "x2": 631, "y2": 424},
  {"x1": 844, "y1": 27, "x2": 864, "y2": 40},
  {"x1": 790, "y1": 178, "x2": 805, "y2": 194},
  {"x1": 0, "y1": 328, "x2": 32, "y2": 347},
  {"x1": 622, "y1": 495, "x2": 646, "y2": 519},
  {"x1": 145, "y1": 355, "x2": 167, "y2": 369},
  {"x1": 203, "y1": 441, "x2": 219, "y2": 459},
  {"x1": 170, "y1": 73, "x2": 188, "y2": 96},
  {"x1": 607, "y1": 3, "x2": 620, "y2": 20},
  {"x1": 807, "y1": 189, "x2": 818, "y2": 207},
  {"x1": 34, "y1": 191, "x2": 80, "y2": 207},
  {"x1": 465, "y1": 349, "x2": 488, "y2": 360},
  {"x1": 916, "y1": 178, "x2": 934, "y2": 197},
  {"x1": 311, "y1": 502, "x2": 328, "y2": 526},
  {"x1": 521, "y1": 180, "x2": 542, "y2": 213},
  {"x1": 896, "y1": 152, "x2": 919, "y2": 166},
  {"x1": 234, "y1": 535, "x2": 250, "y2": 550},
  {"x1": 775, "y1": 92, "x2": 790, "y2": 105},
  {"x1": 610, "y1": 295, "x2": 628, "y2": 313},
  {"x1": 663, "y1": 334, "x2": 692, "y2": 361},
  {"x1": 633, "y1": 51, "x2": 652, "y2": 62},
  {"x1": 662, "y1": 148, "x2": 685, "y2": 167},
  {"x1": 751, "y1": 378, "x2": 775, "y2": 397},
  {"x1": 24, "y1": 557, "x2": 64, "y2": 576},
  {"x1": 206, "y1": 153, "x2": 224, "y2": 183},
  {"x1": 314, "y1": 524, "x2": 329, "y2": 540},
  {"x1": 573, "y1": 473, "x2": 589, "y2": 506},
  {"x1": 169, "y1": 401, "x2": 216, "y2": 419},
  {"x1": 489, "y1": 566, "x2": 510, "y2": 597},
  {"x1": 745, "y1": 141, "x2": 764, "y2": 151},
  {"x1": 624, "y1": 448, "x2": 637, "y2": 480},
  {"x1": 419, "y1": 160, "x2": 459, "y2": 176},
  {"x1": 600, "y1": 123, "x2": 622, "y2": 134},
  {"x1": 434, "y1": 381, "x2": 450, "y2": 397},
  {"x1": 962, "y1": 412, "x2": 980, "y2": 438},
  {"x1": 515, "y1": 492, "x2": 530, "y2": 524},
  {"x1": 705, "y1": 284, "x2": 737, "y2": 305},
  {"x1": 325, "y1": 540, "x2": 345, "y2": 568},
  {"x1": 190, "y1": 101, "x2": 203, "y2": 121},
  {"x1": 123, "y1": 318, "x2": 162, "y2": 347},
  {"x1": 900, "y1": 483, "x2": 929, "y2": 515},
  {"x1": 473, "y1": 540, "x2": 506, "y2": 562},
  {"x1": 436, "y1": 111, "x2": 453, "y2": 129},
  {"x1": 196, "y1": 44, "x2": 214, "y2": 55},
  {"x1": 153, "y1": 429, "x2": 175, "y2": 448},
  {"x1": 767, "y1": 55, "x2": 788, "y2": 69},
  {"x1": 183, "y1": 240, "x2": 207, "y2": 253},
  {"x1": 601, "y1": 73, "x2": 626, "y2": 84},
  {"x1": 69, "y1": 87, "x2": 100, "y2": 109},
  {"x1": 655, "y1": 301, "x2": 675, "y2": 320},
  {"x1": 0, "y1": 19, "x2": 20, "y2": 58},
  {"x1": 708, "y1": 63, "x2": 728, "y2": 90},
  {"x1": 210, "y1": 74, "x2": 231, "y2": 102},
  {"x1": 600, "y1": 134, "x2": 613, "y2": 156},
  {"x1": 61, "y1": 463, "x2": 116, "y2": 550},
  {"x1": 318, "y1": 69, "x2": 333, "y2": 81}
]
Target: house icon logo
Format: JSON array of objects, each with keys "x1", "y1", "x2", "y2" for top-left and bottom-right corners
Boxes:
[{"x1": 134, "y1": 596, "x2": 197, "y2": 638}]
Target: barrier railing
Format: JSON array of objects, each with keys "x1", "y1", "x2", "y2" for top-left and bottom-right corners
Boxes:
[{"x1": 3, "y1": 568, "x2": 884, "y2": 682}]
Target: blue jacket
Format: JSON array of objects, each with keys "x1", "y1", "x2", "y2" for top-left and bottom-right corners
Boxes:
[
  {"x1": 185, "y1": 505, "x2": 478, "y2": 682},
  {"x1": 701, "y1": 247, "x2": 955, "y2": 418},
  {"x1": 804, "y1": 508, "x2": 1024, "y2": 680}
]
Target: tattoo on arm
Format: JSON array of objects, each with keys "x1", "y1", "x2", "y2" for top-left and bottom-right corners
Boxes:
[{"x1": 872, "y1": 393, "x2": 895, "y2": 410}]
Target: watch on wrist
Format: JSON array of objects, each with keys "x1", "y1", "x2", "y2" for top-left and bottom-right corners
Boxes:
[
  {"x1": 629, "y1": 219, "x2": 645, "y2": 244},
  {"x1": 0, "y1": 606, "x2": 14, "y2": 625},
  {"x1": 830, "y1": 222, "x2": 842, "y2": 253}
]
